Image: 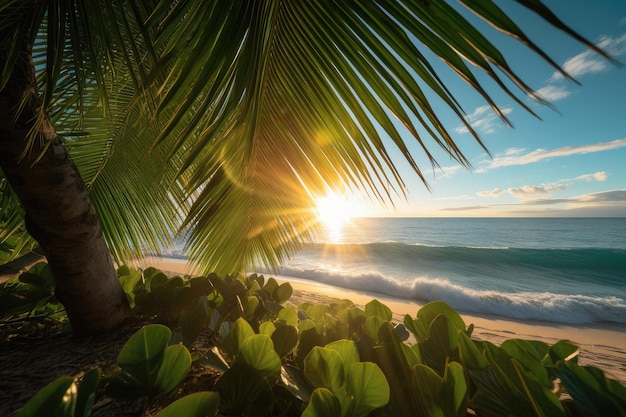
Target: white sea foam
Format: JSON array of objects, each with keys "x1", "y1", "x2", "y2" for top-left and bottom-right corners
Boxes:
[{"x1": 273, "y1": 266, "x2": 626, "y2": 325}]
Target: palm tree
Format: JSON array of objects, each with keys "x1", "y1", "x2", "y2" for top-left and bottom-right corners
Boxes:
[{"x1": 0, "y1": 0, "x2": 614, "y2": 335}]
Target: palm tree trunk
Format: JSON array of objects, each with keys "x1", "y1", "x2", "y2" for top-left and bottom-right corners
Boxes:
[{"x1": 0, "y1": 44, "x2": 130, "y2": 336}]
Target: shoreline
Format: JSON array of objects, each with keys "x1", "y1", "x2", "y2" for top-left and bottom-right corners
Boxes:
[{"x1": 140, "y1": 256, "x2": 626, "y2": 384}]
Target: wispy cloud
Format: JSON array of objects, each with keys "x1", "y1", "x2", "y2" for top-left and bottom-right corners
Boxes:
[
  {"x1": 577, "y1": 189, "x2": 626, "y2": 202},
  {"x1": 507, "y1": 189, "x2": 626, "y2": 206},
  {"x1": 440, "y1": 205, "x2": 488, "y2": 212},
  {"x1": 444, "y1": 189, "x2": 626, "y2": 214},
  {"x1": 534, "y1": 85, "x2": 571, "y2": 101},
  {"x1": 507, "y1": 184, "x2": 568, "y2": 199},
  {"x1": 550, "y1": 33, "x2": 626, "y2": 81},
  {"x1": 476, "y1": 184, "x2": 568, "y2": 200},
  {"x1": 475, "y1": 171, "x2": 609, "y2": 201},
  {"x1": 455, "y1": 105, "x2": 513, "y2": 134},
  {"x1": 431, "y1": 164, "x2": 463, "y2": 180},
  {"x1": 477, "y1": 138, "x2": 626, "y2": 172},
  {"x1": 575, "y1": 171, "x2": 609, "y2": 182},
  {"x1": 476, "y1": 188, "x2": 505, "y2": 198}
]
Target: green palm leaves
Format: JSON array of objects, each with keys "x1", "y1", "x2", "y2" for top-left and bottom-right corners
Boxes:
[{"x1": 1, "y1": 1, "x2": 613, "y2": 273}]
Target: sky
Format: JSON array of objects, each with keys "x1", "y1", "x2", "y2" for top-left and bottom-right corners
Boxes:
[{"x1": 360, "y1": 0, "x2": 626, "y2": 218}]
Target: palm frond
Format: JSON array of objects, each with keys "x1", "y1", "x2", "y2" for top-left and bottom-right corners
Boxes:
[
  {"x1": 2, "y1": 0, "x2": 612, "y2": 274},
  {"x1": 135, "y1": 0, "x2": 608, "y2": 274}
]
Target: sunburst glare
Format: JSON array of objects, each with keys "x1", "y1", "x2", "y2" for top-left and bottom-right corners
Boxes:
[{"x1": 314, "y1": 191, "x2": 364, "y2": 242}]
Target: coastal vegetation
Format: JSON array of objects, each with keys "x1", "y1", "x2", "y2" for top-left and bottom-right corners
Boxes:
[
  {"x1": 4, "y1": 263, "x2": 626, "y2": 416},
  {"x1": 1, "y1": 0, "x2": 624, "y2": 415}
]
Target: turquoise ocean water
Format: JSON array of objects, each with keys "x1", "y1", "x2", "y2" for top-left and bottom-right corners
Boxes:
[{"x1": 269, "y1": 217, "x2": 626, "y2": 325}]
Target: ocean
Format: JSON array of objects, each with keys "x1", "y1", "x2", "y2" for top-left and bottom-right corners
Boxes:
[{"x1": 270, "y1": 217, "x2": 626, "y2": 325}]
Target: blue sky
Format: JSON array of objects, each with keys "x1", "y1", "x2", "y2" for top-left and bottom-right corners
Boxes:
[{"x1": 361, "y1": 0, "x2": 626, "y2": 217}]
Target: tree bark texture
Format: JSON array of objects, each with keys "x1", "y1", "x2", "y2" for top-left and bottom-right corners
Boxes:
[{"x1": 0, "y1": 44, "x2": 130, "y2": 335}]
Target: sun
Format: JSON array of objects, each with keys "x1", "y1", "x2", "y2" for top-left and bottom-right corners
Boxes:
[{"x1": 315, "y1": 191, "x2": 364, "y2": 230}]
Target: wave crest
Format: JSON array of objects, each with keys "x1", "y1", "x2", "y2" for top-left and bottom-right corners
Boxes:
[{"x1": 275, "y1": 266, "x2": 626, "y2": 325}]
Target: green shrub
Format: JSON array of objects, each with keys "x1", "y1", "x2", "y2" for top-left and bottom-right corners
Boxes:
[{"x1": 10, "y1": 265, "x2": 626, "y2": 416}]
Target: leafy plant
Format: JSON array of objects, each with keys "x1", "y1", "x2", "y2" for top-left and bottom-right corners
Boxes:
[
  {"x1": 0, "y1": 262, "x2": 66, "y2": 328},
  {"x1": 12, "y1": 286, "x2": 626, "y2": 417},
  {"x1": 15, "y1": 368, "x2": 100, "y2": 417},
  {"x1": 154, "y1": 391, "x2": 219, "y2": 417},
  {"x1": 105, "y1": 324, "x2": 191, "y2": 400}
]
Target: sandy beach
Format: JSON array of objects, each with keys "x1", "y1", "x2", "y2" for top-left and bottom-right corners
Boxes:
[{"x1": 141, "y1": 256, "x2": 626, "y2": 385}]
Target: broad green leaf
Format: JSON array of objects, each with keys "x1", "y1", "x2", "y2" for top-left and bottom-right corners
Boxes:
[
  {"x1": 442, "y1": 362, "x2": 468, "y2": 417},
  {"x1": 155, "y1": 391, "x2": 219, "y2": 417},
  {"x1": 272, "y1": 325, "x2": 298, "y2": 358},
  {"x1": 412, "y1": 364, "x2": 445, "y2": 417},
  {"x1": 510, "y1": 359, "x2": 565, "y2": 417},
  {"x1": 154, "y1": 344, "x2": 192, "y2": 394},
  {"x1": 118, "y1": 266, "x2": 141, "y2": 295},
  {"x1": 304, "y1": 303, "x2": 326, "y2": 321},
  {"x1": 75, "y1": 368, "x2": 100, "y2": 417},
  {"x1": 345, "y1": 362, "x2": 390, "y2": 417},
  {"x1": 365, "y1": 299, "x2": 392, "y2": 321},
  {"x1": 325, "y1": 340, "x2": 360, "y2": 374},
  {"x1": 304, "y1": 346, "x2": 345, "y2": 392},
  {"x1": 363, "y1": 316, "x2": 386, "y2": 343},
  {"x1": 116, "y1": 324, "x2": 170, "y2": 390},
  {"x1": 415, "y1": 301, "x2": 467, "y2": 342},
  {"x1": 15, "y1": 376, "x2": 74, "y2": 417},
  {"x1": 247, "y1": 279, "x2": 262, "y2": 294},
  {"x1": 242, "y1": 295, "x2": 259, "y2": 320},
  {"x1": 179, "y1": 298, "x2": 211, "y2": 345},
  {"x1": 419, "y1": 314, "x2": 458, "y2": 373},
  {"x1": 296, "y1": 327, "x2": 326, "y2": 369},
  {"x1": 259, "y1": 321, "x2": 276, "y2": 336},
  {"x1": 378, "y1": 321, "x2": 403, "y2": 346},
  {"x1": 215, "y1": 363, "x2": 273, "y2": 416},
  {"x1": 554, "y1": 361, "x2": 625, "y2": 416},
  {"x1": 298, "y1": 318, "x2": 316, "y2": 332},
  {"x1": 457, "y1": 332, "x2": 487, "y2": 370},
  {"x1": 548, "y1": 340, "x2": 579, "y2": 364},
  {"x1": 238, "y1": 334, "x2": 282, "y2": 378},
  {"x1": 302, "y1": 388, "x2": 342, "y2": 417},
  {"x1": 262, "y1": 277, "x2": 278, "y2": 296},
  {"x1": 501, "y1": 339, "x2": 550, "y2": 387},
  {"x1": 276, "y1": 306, "x2": 299, "y2": 328},
  {"x1": 401, "y1": 343, "x2": 421, "y2": 368},
  {"x1": 222, "y1": 317, "x2": 255, "y2": 358},
  {"x1": 272, "y1": 282, "x2": 293, "y2": 303}
]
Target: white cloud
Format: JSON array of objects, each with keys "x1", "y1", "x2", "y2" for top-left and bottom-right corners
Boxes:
[
  {"x1": 476, "y1": 188, "x2": 505, "y2": 198},
  {"x1": 455, "y1": 104, "x2": 513, "y2": 135},
  {"x1": 504, "y1": 148, "x2": 526, "y2": 156},
  {"x1": 575, "y1": 171, "x2": 609, "y2": 182},
  {"x1": 534, "y1": 85, "x2": 571, "y2": 101},
  {"x1": 576, "y1": 189, "x2": 626, "y2": 203},
  {"x1": 550, "y1": 33, "x2": 626, "y2": 81},
  {"x1": 479, "y1": 138, "x2": 626, "y2": 171},
  {"x1": 432, "y1": 164, "x2": 463, "y2": 179},
  {"x1": 443, "y1": 189, "x2": 626, "y2": 216},
  {"x1": 507, "y1": 184, "x2": 568, "y2": 199},
  {"x1": 509, "y1": 189, "x2": 626, "y2": 206}
]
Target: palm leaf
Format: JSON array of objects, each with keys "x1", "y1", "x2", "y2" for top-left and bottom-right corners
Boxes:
[
  {"x1": 134, "y1": 0, "x2": 608, "y2": 274},
  {"x1": 2, "y1": 0, "x2": 612, "y2": 274}
]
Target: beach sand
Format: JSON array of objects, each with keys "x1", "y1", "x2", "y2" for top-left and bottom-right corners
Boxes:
[{"x1": 141, "y1": 257, "x2": 626, "y2": 384}]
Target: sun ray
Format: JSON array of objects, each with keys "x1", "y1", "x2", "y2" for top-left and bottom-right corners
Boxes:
[{"x1": 315, "y1": 191, "x2": 364, "y2": 241}]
